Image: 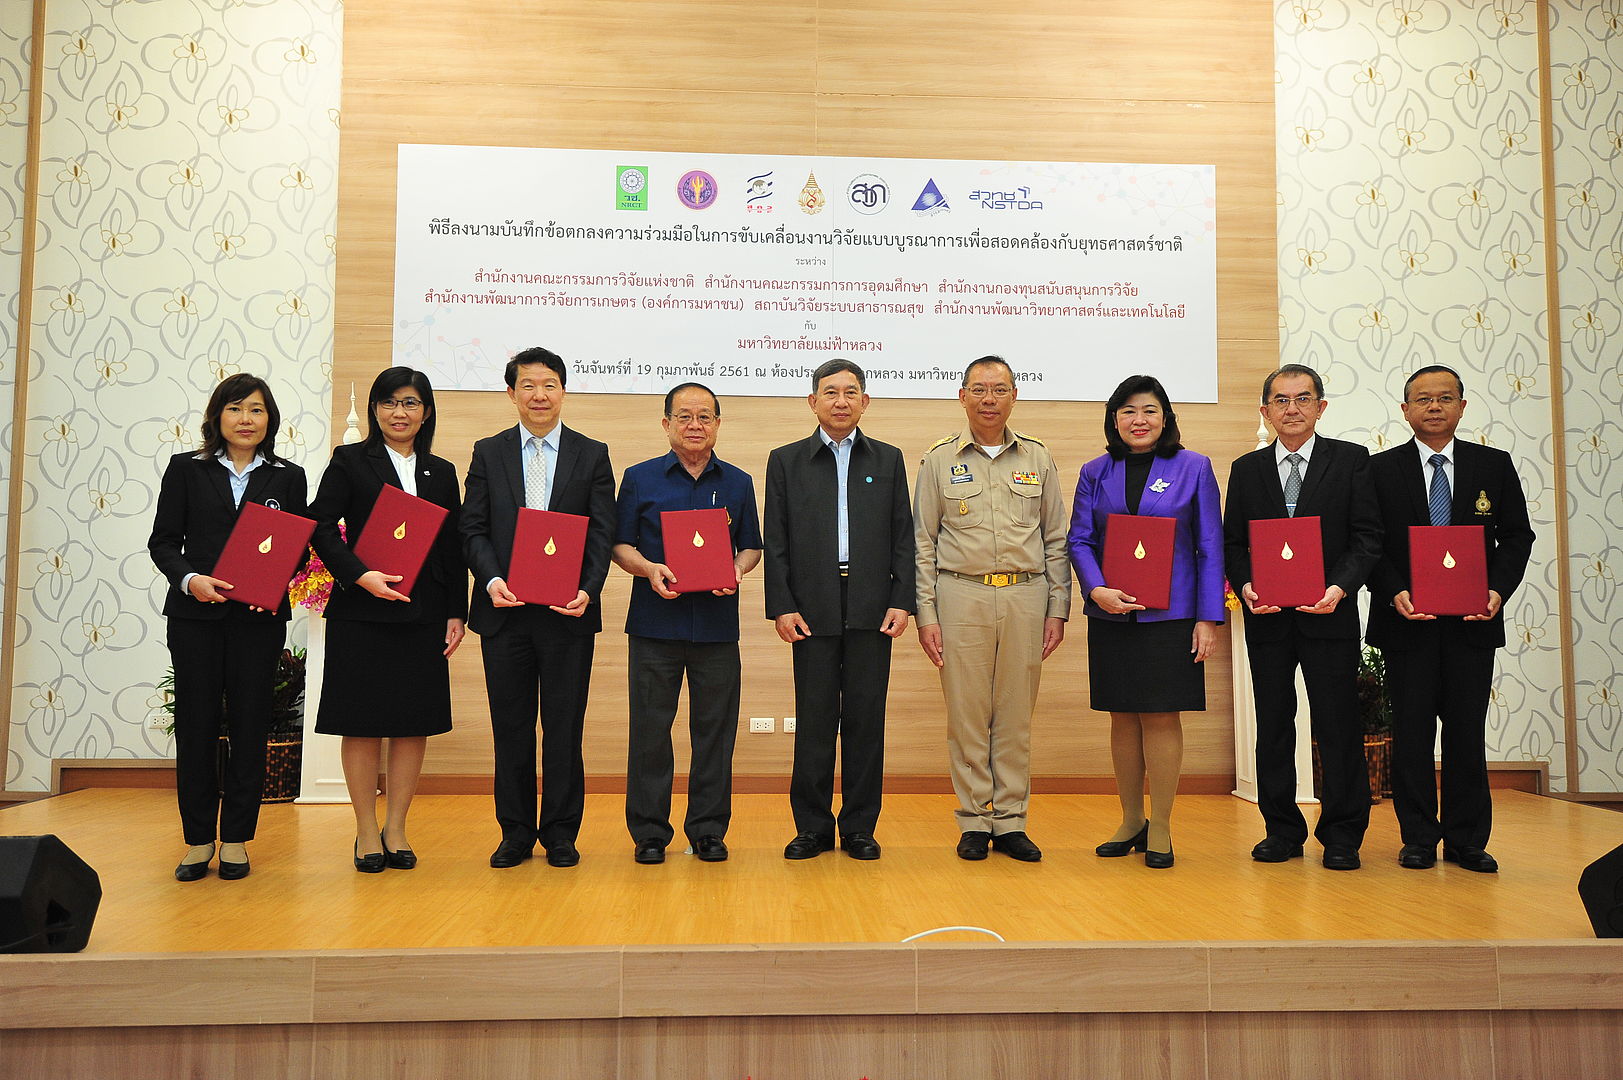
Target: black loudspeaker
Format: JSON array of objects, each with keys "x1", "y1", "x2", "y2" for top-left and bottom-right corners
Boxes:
[
  {"x1": 1578, "y1": 842, "x2": 1623, "y2": 939},
  {"x1": 0, "y1": 834, "x2": 103, "y2": 953}
]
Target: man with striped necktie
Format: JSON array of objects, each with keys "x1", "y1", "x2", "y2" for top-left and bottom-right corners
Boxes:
[
  {"x1": 1365, "y1": 365, "x2": 1533, "y2": 874},
  {"x1": 1224, "y1": 364, "x2": 1382, "y2": 871},
  {"x1": 462, "y1": 348, "x2": 616, "y2": 870}
]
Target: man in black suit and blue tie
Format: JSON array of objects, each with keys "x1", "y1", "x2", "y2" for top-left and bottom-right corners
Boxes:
[
  {"x1": 1224, "y1": 364, "x2": 1382, "y2": 871},
  {"x1": 461, "y1": 348, "x2": 616, "y2": 870},
  {"x1": 1365, "y1": 365, "x2": 1533, "y2": 873}
]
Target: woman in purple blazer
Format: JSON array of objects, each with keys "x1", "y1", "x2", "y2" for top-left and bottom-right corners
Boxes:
[{"x1": 1067, "y1": 375, "x2": 1225, "y2": 868}]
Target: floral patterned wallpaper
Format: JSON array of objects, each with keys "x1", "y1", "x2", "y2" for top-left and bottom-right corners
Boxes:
[
  {"x1": 1549, "y1": 0, "x2": 1622, "y2": 792},
  {"x1": 2, "y1": 6, "x2": 28, "y2": 659},
  {"x1": 1276, "y1": 0, "x2": 1621, "y2": 793},
  {"x1": 4, "y1": 0, "x2": 340, "y2": 792}
]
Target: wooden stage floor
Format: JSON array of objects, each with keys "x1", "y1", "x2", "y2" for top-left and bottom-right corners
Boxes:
[{"x1": 1, "y1": 787, "x2": 1614, "y2": 951}]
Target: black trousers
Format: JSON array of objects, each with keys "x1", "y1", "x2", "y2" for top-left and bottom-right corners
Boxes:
[
  {"x1": 625, "y1": 636, "x2": 740, "y2": 847},
  {"x1": 480, "y1": 612, "x2": 595, "y2": 848},
  {"x1": 1385, "y1": 622, "x2": 1497, "y2": 851},
  {"x1": 1246, "y1": 632, "x2": 1369, "y2": 850},
  {"x1": 789, "y1": 627, "x2": 892, "y2": 838},
  {"x1": 167, "y1": 617, "x2": 285, "y2": 845}
]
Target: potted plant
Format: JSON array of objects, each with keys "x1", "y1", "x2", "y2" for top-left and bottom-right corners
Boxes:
[{"x1": 1356, "y1": 645, "x2": 1393, "y2": 801}]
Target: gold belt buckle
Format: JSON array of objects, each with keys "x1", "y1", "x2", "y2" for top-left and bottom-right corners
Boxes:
[{"x1": 987, "y1": 573, "x2": 1012, "y2": 588}]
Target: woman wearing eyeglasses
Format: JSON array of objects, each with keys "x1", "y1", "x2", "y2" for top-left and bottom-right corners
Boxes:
[
  {"x1": 1066, "y1": 374, "x2": 1225, "y2": 868},
  {"x1": 310, "y1": 367, "x2": 468, "y2": 872}
]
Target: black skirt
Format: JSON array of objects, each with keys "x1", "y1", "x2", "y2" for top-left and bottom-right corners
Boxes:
[
  {"x1": 314, "y1": 618, "x2": 453, "y2": 737},
  {"x1": 1086, "y1": 615, "x2": 1206, "y2": 713}
]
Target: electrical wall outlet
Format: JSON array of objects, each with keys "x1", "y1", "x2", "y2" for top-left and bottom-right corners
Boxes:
[
  {"x1": 148, "y1": 716, "x2": 171, "y2": 731},
  {"x1": 783, "y1": 716, "x2": 796, "y2": 733},
  {"x1": 748, "y1": 716, "x2": 774, "y2": 733}
]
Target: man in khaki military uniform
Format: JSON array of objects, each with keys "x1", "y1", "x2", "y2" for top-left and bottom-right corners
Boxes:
[{"x1": 914, "y1": 355, "x2": 1071, "y2": 862}]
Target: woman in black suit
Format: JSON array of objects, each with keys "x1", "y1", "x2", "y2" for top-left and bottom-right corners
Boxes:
[
  {"x1": 310, "y1": 367, "x2": 467, "y2": 872},
  {"x1": 148, "y1": 374, "x2": 308, "y2": 882}
]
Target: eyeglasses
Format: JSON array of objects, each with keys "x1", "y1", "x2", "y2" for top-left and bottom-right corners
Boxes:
[
  {"x1": 965, "y1": 385, "x2": 1013, "y2": 400},
  {"x1": 1267, "y1": 393, "x2": 1319, "y2": 410},
  {"x1": 670, "y1": 412, "x2": 717, "y2": 427},
  {"x1": 379, "y1": 397, "x2": 424, "y2": 411},
  {"x1": 1407, "y1": 394, "x2": 1458, "y2": 408}
]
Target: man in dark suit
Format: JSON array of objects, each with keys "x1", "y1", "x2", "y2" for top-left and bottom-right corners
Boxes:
[
  {"x1": 461, "y1": 347, "x2": 615, "y2": 869},
  {"x1": 764, "y1": 359, "x2": 914, "y2": 861},
  {"x1": 1366, "y1": 365, "x2": 1534, "y2": 873},
  {"x1": 1223, "y1": 364, "x2": 1382, "y2": 871}
]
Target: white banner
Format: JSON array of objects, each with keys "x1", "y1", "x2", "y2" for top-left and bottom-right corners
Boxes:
[{"x1": 393, "y1": 145, "x2": 1217, "y2": 402}]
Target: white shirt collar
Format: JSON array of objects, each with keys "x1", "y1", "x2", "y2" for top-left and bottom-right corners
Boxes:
[
  {"x1": 1274, "y1": 434, "x2": 1317, "y2": 465},
  {"x1": 1417, "y1": 438, "x2": 1455, "y2": 465}
]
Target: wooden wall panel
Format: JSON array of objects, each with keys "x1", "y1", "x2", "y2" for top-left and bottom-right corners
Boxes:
[{"x1": 336, "y1": 0, "x2": 1277, "y2": 784}]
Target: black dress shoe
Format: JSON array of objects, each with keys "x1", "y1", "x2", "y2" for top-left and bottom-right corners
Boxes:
[
  {"x1": 956, "y1": 831, "x2": 991, "y2": 860},
  {"x1": 634, "y1": 839, "x2": 666, "y2": 864},
  {"x1": 174, "y1": 859, "x2": 210, "y2": 882},
  {"x1": 383, "y1": 843, "x2": 417, "y2": 870},
  {"x1": 1322, "y1": 846, "x2": 1361, "y2": 871},
  {"x1": 1251, "y1": 837, "x2": 1305, "y2": 863},
  {"x1": 1398, "y1": 843, "x2": 1437, "y2": 869},
  {"x1": 784, "y1": 833, "x2": 835, "y2": 860},
  {"x1": 1095, "y1": 823, "x2": 1149, "y2": 857},
  {"x1": 546, "y1": 841, "x2": 580, "y2": 868},
  {"x1": 1443, "y1": 847, "x2": 1498, "y2": 873},
  {"x1": 355, "y1": 841, "x2": 386, "y2": 874},
  {"x1": 840, "y1": 834, "x2": 881, "y2": 861},
  {"x1": 218, "y1": 857, "x2": 251, "y2": 881},
  {"x1": 1144, "y1": 843, "x2": 1175, "y2": 870},
  {"x1": 694, "y1": 835, "x2": 729, "y2": 862},
  {"x1": 489, "y1": 839, "x2": 534, "y2": 868},
  {"x1": 993, "y1": 832, "x2": 1042, "y2": 862}
]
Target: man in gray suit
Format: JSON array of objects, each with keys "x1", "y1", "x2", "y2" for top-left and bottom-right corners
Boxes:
[{"x1": 764, "y1": 359, "x2": 914, "y2": 861}]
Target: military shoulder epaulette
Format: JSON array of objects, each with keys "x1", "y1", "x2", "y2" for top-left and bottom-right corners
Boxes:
[
  {"x1": 925, "y1": 433, "x2": 957, "y2": 453},
  {"x1": 1011, "y1": 429, "x2": 1046, "y2": 448}
]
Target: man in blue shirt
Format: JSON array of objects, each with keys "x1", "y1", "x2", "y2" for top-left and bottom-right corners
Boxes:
[{"x1": 612, "y1": 383, "x2": 763, "y2": 864}]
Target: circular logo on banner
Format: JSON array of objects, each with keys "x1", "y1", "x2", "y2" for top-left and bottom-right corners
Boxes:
[
  {"x1": 846, "y1": 173, "x2": 889, "y2": 215},
  {"x1": 619, "y1": 169, "x2": 646, "y2": 195},
  {"x1": 676, "y1": 170, "x2": 718, "y2": 210}
]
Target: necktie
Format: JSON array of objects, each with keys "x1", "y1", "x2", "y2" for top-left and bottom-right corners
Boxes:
[
  {"x1": 1283, "y1": 453, "x2": 1304, "y2": 517},
  {"x1": 524, "y1": 436, "x2": 547, "y2": 510},
  {"x1": 1427, "y1": 453, "x2": 1450, "y2": 527}
]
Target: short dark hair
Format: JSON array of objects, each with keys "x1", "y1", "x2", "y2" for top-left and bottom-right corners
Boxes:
[
  {"x1": 1403, "y1": 365, "x2": 1466, "y2": 399},
  {"x1": 1103, "y1": 374, "x2": 1184, "y2": 459},
  {"x1": 506, "y1": 347, "x2": 566, "y2": 389},
  {"x1": 961, "y1": 355, "x2": 1015, "y2": 387},
  {"x1": 363, "y1": 366, "x2": 437, "y2": 457},
  {"x1": 812, "y1": 358, "x2": 866, "y2": 392},
  {"x1": 664, "y1": 382, "x2": 721, "y2": 418},
  {"x1": 199, "y1": 373, "x2": 283, "y2": 464},
  {"x1": 1261, "y1": 363, "x2": 1325, "y2": 403}
]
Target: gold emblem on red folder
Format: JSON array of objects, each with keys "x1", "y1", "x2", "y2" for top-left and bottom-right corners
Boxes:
[
  {"x1": 1442, "y1": 550, "x2": 1456, "y2": 569},
  {"x1": 544, "y1": 537, "x2": 557, "y2": 556},
  {"x1": 1281, "y1": 542, "x2": 1294, "y2": 561},
  {"x1": 692, "y1": 531, "x2": 705, "y2": 548},
  {"x1": 258, "y1": 536, "x2": 273, "y2": 554},
  {"x1": 1133, "y1": 540, "x2": 1146, "y2": 560},
  {"x1": 393, "y1": 521, "x2": 407, "y2": 540}
]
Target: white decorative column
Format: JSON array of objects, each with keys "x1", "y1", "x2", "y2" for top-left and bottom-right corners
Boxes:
[
  {"x1": 1230, "y1": 416, "x2": 1317, "y2": 806},
  {"x1": 296, "y1": 385, "x2": 367, "y2": 804}
]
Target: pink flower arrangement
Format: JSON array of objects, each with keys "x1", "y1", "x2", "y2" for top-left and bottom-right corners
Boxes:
[{"x1": 289, "y1": 522, "x2": 342, "y2": 613}]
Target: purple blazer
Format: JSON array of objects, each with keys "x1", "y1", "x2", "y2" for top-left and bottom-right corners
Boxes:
[{"x1": 1067, "y1": 448, "x2": 1226, "y2": 623}]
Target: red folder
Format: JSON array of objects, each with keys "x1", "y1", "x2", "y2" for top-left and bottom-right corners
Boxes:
[
  {"x1": 660, "y1": 508, "x2": 738, "y2": 593},
  {"x1": 508, "y1": 508, "x2": 589, "y2": 607},
  {"x1": 1409, "y1": 525, "x2": 1489, "y2": 616},
  {"x1": 350, "y1": 485, "x2": 449, "y2": 598},
  {"x1": 1100, "y1": 513, "x2": 1175, "y2": 610},
  {"x1": 212, "y1": 501, "x2": 317, "y2": 613},
  {"x1": 1249, "y1": 516, "x2": 1326, "y2": 609}
]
